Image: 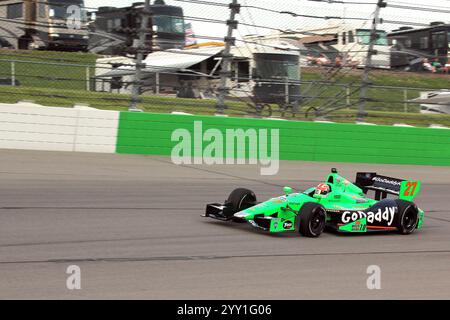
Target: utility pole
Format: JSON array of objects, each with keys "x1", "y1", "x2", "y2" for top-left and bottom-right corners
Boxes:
[
  {"x1": 357, "y1": 0, "x2": 386, "y2": 122},
  {"x1": 129, "y1": 0, "x2": 152, "y2": 111},
  {"x1": 216, "y1": 0, "x2": 240, "y2": 114}
]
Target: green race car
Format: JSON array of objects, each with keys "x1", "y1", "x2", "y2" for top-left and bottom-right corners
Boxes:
[{"x1": 204, "y1": 169, "x2": 424, "y2": 237}]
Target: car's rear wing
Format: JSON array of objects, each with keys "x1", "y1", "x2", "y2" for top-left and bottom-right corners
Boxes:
[{"x1": 355, "y1": 172, "x2": 421, "y2": 201}]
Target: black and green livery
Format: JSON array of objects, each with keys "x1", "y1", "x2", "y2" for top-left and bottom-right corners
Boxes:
[{"x1": 204, "y1": 169, "x2": 424, "y2": 237}]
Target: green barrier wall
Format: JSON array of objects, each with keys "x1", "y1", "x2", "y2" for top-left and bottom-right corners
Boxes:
[{"x1": 116, "y1": 112, "x2": 450, "y2": 166}]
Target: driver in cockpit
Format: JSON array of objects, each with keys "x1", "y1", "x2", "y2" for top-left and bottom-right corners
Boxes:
[{"x1": 314, "y1": 183, "x2": 331, "y2": 198}]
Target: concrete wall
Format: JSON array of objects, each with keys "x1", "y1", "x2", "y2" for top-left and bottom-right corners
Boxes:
[{"x1": 0, "y1": 102, "x2": 119, "y2": 153}]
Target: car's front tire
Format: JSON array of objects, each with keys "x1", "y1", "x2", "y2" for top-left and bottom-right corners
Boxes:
[
  {"x1": 297, "y1": 203, "x2": 326, "y2": 238},
  {"x1": 226, "y1": 188, "x2": 257, "y2": 222}
]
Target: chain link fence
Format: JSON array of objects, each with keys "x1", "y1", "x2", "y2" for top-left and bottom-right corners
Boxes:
[{"x1": 0, "y1": 56, "x2": 449, "y2": 127}]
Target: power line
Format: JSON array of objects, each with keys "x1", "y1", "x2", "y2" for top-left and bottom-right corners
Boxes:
[
  {"x1": 172, "y1": 0, "x2": 229, "y2": 7},
  {"x1": 387, "y1": 3, "x2": 450, "y2": 14}
]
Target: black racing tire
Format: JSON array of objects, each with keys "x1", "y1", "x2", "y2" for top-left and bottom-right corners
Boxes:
[
  {"x1": 297, "y1": 202, "x2": 326, "y2": 238},
  {"x1": 395, "y1": 200, "x2": 419, "y2": 235},
  {"x1": 226, "y1": 188, "x2": 257, "y2": 222}
]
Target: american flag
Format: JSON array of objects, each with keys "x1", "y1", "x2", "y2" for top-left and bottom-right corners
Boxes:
[{"x1": 185, "y1": 23, "x2": 197, "y2": 46}]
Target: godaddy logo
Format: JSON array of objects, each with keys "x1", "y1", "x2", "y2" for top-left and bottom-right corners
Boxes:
[{"x1": 171, "y1": 121, "x2": 280, "y2": 175}]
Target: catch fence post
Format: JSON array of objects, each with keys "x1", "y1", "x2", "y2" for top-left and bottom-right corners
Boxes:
[{"x1": 11, "y1": 61, "x2": 16, "y2": 86}]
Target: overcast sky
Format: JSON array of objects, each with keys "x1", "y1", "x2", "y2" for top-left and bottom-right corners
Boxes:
[{"x1": 85, "y1": 0, "x2": 450, "y2": 39}]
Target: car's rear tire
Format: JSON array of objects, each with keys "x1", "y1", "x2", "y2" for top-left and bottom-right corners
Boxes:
[
  {"x1": 297, "y1": 203, "x2": 326, "y2": 238},
  {"x1": 226, "y1": 188, "x2": 257, "y2": 222},
  {"x1": 395, "y1": 200, "x2": 419, "y2": 235}
]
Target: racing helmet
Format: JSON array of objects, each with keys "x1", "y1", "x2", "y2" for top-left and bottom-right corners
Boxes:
[{"x1": 315, "y1": 183, "x2": 330, "y2": 197}]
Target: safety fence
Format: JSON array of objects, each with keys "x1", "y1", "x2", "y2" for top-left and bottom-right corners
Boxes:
[{"x1": 1, "y1": 56, "x2": 450, "y2": 129}]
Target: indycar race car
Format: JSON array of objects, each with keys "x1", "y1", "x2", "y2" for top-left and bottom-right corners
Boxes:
[{"x1": 203, "y1": 169, "x2": 424, "y2": 237}]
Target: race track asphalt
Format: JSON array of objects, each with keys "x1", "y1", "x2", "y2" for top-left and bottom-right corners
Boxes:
[{"x1": 0, "y1": 149, "x2": 449, "y2": 299}]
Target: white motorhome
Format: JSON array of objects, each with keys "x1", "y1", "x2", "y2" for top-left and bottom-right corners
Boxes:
[
  {"x1": 331, "y1": 25, "x2": 390, "y2": 69},
  {"x1": 245, "y1": 21, "x2": 391, "y2": 69},
  {"x1": 0, "y1": 0, "x2": 88, "y2": 51}
]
